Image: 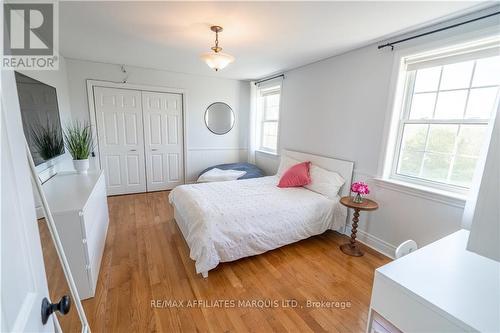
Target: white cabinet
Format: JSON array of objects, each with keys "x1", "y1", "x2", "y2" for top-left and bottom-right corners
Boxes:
[
  {"x1": 42, "y1": 171, "x2": 109, "y2": 300},
  {"x1": 368, "y1": 230, "x2": 500, "y2": 333}
]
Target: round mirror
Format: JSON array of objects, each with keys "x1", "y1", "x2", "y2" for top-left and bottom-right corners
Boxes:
[{"x1": 204, "y1": 102, "x2": 235, "y2": 135}]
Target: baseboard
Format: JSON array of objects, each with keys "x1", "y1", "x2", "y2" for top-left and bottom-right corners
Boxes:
[{"x1": 344, "y1": 226, "x2": 396, "y2": 259}]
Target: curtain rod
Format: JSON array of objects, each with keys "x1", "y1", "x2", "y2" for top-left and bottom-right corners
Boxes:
[
  {"x1": 254, "y1": 74, "x2": 285, "y2": 85},
  {"x1": 378, "y1": 11, "x2": 500, "y2": 50}
]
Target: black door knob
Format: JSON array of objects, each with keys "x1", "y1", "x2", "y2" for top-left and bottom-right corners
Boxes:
[{"x1": 41, "y1": 295, "x2": 71, "y2": 325}]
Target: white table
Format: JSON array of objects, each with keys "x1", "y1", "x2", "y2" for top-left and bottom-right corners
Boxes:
[{"x1": 368, "y1": 229, "x2": 500, "y2": 332}]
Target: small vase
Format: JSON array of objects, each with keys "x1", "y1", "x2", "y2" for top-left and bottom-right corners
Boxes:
[
  {"x1": 353, "y1": 193, "x2": 364, "y2": 203},
  {"x1": 73, "y1": 159, "x2": 89, "y2": 174}
]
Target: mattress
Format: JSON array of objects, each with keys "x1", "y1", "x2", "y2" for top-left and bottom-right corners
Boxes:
[{"x1": 168, "y1": 176, "x2": 347, "y2": 275}]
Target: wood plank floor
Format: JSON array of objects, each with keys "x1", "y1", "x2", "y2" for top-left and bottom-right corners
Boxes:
[
  {"x1": 39, "y1": 218, "x2": 83, "y2": 332},
  {"x1": 44, "y1": 191, "x2": 390, "y2": 332}
]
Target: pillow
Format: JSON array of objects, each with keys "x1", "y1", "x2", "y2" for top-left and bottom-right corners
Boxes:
[
  {"x1": 277, "y1": 161, "x2": 312, "y2": 188},
  {"x1": 276, "y1": 155, "x2": 301, "y2": 176},
  {"x1": 305, "y1": 164, "x2": 345, "y2": 199},
  {"x1": 198, "y1": 168, "x2": 247, "y2": 183}
]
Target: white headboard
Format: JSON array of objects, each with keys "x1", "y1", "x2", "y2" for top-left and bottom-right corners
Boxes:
[{"x1": 282, "y1": 149, "x2": 354, "y2": 198}]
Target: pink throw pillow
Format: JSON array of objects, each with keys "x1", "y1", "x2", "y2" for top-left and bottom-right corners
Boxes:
[{"x1": 277, "y1": 161, "x2": 312, "y2": 188}]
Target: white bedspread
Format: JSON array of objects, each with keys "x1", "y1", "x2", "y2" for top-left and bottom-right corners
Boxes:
[{"x1": 168, "y1": 176, "x2": 347, "y2": 275}]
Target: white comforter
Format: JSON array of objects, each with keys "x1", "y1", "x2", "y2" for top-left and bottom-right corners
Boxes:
[{"x1": 168, "y1": 176, "x2": 347, "y2": 275}]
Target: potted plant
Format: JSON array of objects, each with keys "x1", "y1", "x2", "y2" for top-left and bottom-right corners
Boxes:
[{"x1": 64, "y1": 121, "x2": 94, "y2": 173}]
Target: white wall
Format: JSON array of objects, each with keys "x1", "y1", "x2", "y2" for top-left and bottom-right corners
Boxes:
[
  {"x1": 256, "y1": 9, "x2": 499, "y2": 257},
  {"x1": 65, "y1": 59, "x2": 249, "y2": 181}
]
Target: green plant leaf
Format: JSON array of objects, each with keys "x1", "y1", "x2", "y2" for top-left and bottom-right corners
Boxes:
[
  {"x1": 31, "y1": 120, "x2": 64, "y2": 160},
  {"x1": 64, "y1": 121, "x2": 94, "y2": 160}
]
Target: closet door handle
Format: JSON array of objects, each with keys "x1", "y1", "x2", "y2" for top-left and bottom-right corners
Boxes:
[
  {"x1": 151, "y1": 149, "x2": 158, "y2": 151},
  {"x1": 129, "y1": 149, "x2": 137, "y2": 152}
]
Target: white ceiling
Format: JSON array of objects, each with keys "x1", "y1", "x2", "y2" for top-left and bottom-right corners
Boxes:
[{"x1": 60, "y1": 1, "x2": 491, "y2": 81}]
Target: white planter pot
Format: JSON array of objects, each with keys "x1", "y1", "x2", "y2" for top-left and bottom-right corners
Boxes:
[{"x1": 73, "y1": 159, "x2": 89, "y2": 174}]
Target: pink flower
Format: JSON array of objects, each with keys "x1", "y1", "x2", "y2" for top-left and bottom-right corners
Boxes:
[{"x1": 351, "y1": 181, "x2": 370, "y2": 195}]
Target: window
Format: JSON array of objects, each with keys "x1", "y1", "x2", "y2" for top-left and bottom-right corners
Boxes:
[
  {"x1": 257, "y1": 84, "x2": 281, "y2": 153},
  {"x1": 391, "y1": 43, "x2": 499, "y2": 193}
]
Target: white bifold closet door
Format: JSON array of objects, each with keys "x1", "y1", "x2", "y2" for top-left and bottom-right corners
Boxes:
[
  {"x1": 142, "y1": 91, "x2": 184, "y2": 191},
  {"x1": 93, "y1": 87, "x2": 183, "y2": 195},
  {"x1": 94, "y1": 87, "x2": 147, "y2": 195}
]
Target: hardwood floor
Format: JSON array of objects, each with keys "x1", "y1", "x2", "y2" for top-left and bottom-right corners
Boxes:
[
  {"x1": 43, "y1": 191, "x2": 390, "y2": 332},
  {"x1": 38, "y1": 219, "x2": 83, "y2": 332}
]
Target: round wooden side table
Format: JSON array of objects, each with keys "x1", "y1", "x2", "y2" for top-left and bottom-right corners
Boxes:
[{"x1": 339, "y1": 196, "x2": 378, "y2": 257}]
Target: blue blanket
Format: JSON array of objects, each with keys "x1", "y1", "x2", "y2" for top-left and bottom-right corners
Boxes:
[{"x1": 199, "y1": 162, "x2": 265, "y2": 180}]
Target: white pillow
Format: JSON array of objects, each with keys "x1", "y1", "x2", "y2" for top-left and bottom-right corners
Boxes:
[
  {"x1": 305, "y1": 164, "x2": 345, "y2": 199},
  {"x1": 198, "y1": 168, "x2": 247, "y2": 183},
  {"x1": 276, "y1": 155, "x2": 301, "y2": 176}
]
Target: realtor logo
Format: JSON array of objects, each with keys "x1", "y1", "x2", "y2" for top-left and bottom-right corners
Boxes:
[{"x1": 2, "y1": 1, "x2": 58, "y2": 70}]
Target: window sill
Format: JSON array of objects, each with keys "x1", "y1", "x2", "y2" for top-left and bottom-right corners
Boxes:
[
  {"x1": 256, "y1": 149, "x2": 279, "y2": 157},
  {"x1": 373, "y1": 178, "x2": 467, "y2": 208}
]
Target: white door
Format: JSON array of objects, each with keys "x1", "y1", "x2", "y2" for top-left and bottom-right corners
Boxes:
[
  {"x1": 94, "y1": 87, "x2": 147, "y2": 195},
  {"x1": 142, "y1": 91, "x2": 184, "y2": 191},
  {"x1": 1, "y1": 71, "x2": 54, "y2": 332}
]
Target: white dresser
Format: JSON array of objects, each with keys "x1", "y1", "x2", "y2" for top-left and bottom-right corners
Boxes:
[
  {"x1": 42, "y1": 171, "x2": 109, "y2": 300},
  {"x1": 368, "y1": 230, "x2": 500, "y2": 333}
]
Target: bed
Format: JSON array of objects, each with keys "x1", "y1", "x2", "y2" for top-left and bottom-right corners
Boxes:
[{"x1": 169, "y1": 150, "x2": 354, "y2": 277}]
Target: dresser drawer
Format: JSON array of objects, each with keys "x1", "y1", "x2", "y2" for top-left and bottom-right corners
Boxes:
[
  {"x1": 81, "y1": 173, "x2": 109, "y2": 294},
  {"x1": 88, "y1": 210, "x2": 108, "y2": 292},
  {"x1": 371, "y1": 274, "x2": 468, "y2": 332},
  {"x1": 83, "y1": 196, "x2": 108, "y2": 262},
  {"x1": 82, "y1": 173, "x2": 107, "y2": 237}
]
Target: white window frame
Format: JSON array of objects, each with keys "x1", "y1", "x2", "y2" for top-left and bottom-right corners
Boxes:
[
  {"x1": 384, "y1": 37, "x2": 500, "y2": 196},
  {"x1": 256, "y1": 84, "x2": 282, "y2": 154}
]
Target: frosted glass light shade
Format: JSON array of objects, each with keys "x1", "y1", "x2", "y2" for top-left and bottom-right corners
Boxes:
[{"x1": 200, "y1": 52, "x2": 235, "y2": 71}]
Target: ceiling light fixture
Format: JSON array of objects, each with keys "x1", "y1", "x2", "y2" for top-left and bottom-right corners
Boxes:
[{"x1": 200, "y1": 26, "x2": 235, "y2": 71}]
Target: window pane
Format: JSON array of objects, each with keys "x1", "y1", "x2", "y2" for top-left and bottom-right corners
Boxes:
[
  {"x1": 426, "y1": 124, "x2": 458, "y2": 154},
  {"x1": 266, "y1": 94, "x2": 280, "y2": 107},
  {"x1": 439, "y1": 61, "x2": 474, "y2": 90},
  {"x1": 400, "y1": 124, "x2": 428, "y2": 152},
  {"x1": 421, "y1": 152, "x2": 452, "y2": 183},
  {"x1": 263, "y1": 93, "x2": 280, "y2": 120},
  {"x1": 398, "y1": 150, "x2": 424, "y2": 177},
  {"x1": 263, "y1": 121, "x2": 277, "y2": 135},
  {"x1": 414, "y1": 67, "x2": 441, "y2": 92},
  {"x1": 456, "y1": 125, "x2": 487, "y2": 157},
  {"x1": 434, "y1": 90, "x2": 467, "y2": 119},
  {"x1": 409, "y1": 93, "x2": 436, "y2": 119},
  {"x1": 262, "y1": 122, "x2": 278, "y2": 151},
  {"x1": 262, "y1": 136, "x2": 277, "y2": 151},
  {"x1": 395, "y1": 52, "x2": 497, "y2": 190},
  {"x1": 465, "y1": 87, "x2": 499, "y2": 119},
  {"x1": 265, "y1": 106, "x2": 279, "y2": 120},
  {"x1": 472, "y1": 56, "x2": 500, "y2": 87},
  {"x1": 450, "y1": 156, "x2": 477, "y2": 187}
]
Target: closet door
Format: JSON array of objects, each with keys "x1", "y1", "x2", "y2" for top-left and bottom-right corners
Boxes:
[
  {"x1": 142, "y1": 91, "x2": 184, "y2": 191},
  {"x1": 94, "y1": 87, "x2": 147, "y2": 195}
]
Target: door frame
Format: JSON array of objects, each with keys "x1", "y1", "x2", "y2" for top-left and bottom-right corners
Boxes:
[{"x1": 86, "y1": 80, "x2": 188, "y2": 187}]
